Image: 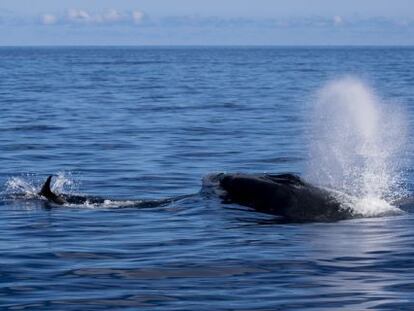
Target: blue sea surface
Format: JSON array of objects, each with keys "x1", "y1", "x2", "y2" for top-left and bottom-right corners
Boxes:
[{"x1": 1, "y1": 47, "x2": 414, "y2": 310}]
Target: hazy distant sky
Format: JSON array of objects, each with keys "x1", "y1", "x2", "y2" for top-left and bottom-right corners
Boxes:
[{"x1": 1, "y1": 0, "x2": 413, "y2": 45}]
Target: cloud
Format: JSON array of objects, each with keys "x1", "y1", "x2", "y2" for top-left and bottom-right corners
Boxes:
[
  {"x1": 333, "y1": 15, "x2": 343, "y2": 26},
  {"x1": 41, "y1": 14, "x2": 57, "y2": 25},
  {"x1": 397, "y1": 19, "x2": 410, "y2": 27},
  {"x1": 132, "y1": 10, "x2": 145, "y2": 24},
  {"x1": 67, "y1": 9, "x2": 92, "y2": 23},
  {"x1": 53, "y1": 8, "x2": 145, "y2": 25},
  {"x1": 102, "y1": 9, "x2": 123, "y2": 23},
  {"x1": 3, "y1": 8, "x2": 414, "y2": 35}
]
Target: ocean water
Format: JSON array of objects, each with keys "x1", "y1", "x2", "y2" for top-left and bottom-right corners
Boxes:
[{"x1": 1, "y1": 47, "x2": 414, "y2": 310}]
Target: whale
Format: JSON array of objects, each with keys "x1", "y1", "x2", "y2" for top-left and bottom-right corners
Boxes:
[
  {"x1": 38, "y1": 173, "x2": 405, "y2": 222},
  {"x1": 214, "y1": 173, "x2": 357, "y2": 222}
]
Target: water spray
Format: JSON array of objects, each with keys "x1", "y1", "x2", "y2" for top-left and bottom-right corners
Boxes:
[{"x1": 305, "y1": 77, "x2": 408, "y2": 216}]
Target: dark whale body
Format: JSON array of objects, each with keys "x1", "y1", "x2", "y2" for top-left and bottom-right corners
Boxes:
[{"x1": 216, "y1": 173, "x2": 356, "y2": 222}]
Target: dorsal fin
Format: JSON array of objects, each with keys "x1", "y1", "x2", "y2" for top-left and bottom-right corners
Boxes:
[
  {"x1": 39, "y1": 175, "x2": 53, "y2": 197},
  {"x1": 38, "y1": 175, "x2": 66, "y2": 205}
]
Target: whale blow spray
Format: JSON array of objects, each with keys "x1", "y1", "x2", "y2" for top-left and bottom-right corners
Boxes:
[{"x1": 305, "y1": 77, "x2": 408, "y2": 216}]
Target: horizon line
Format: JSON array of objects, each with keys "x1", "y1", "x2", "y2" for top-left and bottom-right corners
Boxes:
[{"x1": 1, "y1": 44, "x2": 414, "y2": 48}]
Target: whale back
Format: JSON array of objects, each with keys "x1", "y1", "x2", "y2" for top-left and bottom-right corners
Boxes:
[
  {"x1": 264, "y1": 173, "x2": 305, "y2": 186},
  {"x1": 218, "y1": 173, "x2": 352, "y2": 222}
]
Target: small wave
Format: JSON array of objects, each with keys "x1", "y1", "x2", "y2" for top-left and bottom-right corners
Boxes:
[
  {"x1": 63, "y1": 199, "x2": 140, "y2": 209},
  {"x1": 351, "y1": 197, "x2": 403, "y2": 217},
  {"x1": 328, "y1": 188, "x2": 404, "y2": 218},
  {"x1": 201, "y1": 173, "x2": 227, "y2": 197}
]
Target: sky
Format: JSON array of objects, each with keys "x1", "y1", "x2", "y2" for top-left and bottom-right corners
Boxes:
[{"x1": 0, "y1": 0, "x2": 413, "y2": 45}]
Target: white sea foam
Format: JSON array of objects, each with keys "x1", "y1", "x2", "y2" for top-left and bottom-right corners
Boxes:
[
  {"x1": 78, "y1": 199, "x2": 138, "y2": 209},
  {"x1": 52, "y1": 171, "x2": 77, "y2": 193},
  {"x1": 5, "y1": 176, "x2": 38, "y2": 199},
  {"x1": 4, "y1": 172, "x2": 78, "y2": 200},
  {"x1": 305, "y1": 77, "x2": 408, "y2": 216}
]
